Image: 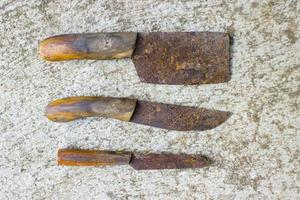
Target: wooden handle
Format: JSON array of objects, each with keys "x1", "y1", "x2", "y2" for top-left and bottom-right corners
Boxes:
[
  {"x1": 39, "y1": 32, "x2": 137, "y2": 61},
  {"x1": 45, "y1": 96, "x2": 137, "y2": 122},
  {"x1": 58, "y1": 149, "x2": 132, "y2": 166}
]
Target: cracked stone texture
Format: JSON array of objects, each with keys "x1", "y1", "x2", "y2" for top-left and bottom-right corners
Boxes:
[{"x1": 0, "y1": 0, "x2": 299, "y2": 199}]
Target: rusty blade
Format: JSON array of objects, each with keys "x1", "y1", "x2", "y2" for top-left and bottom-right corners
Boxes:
[
  {"x1": 129, "y1": 153, "x2": 211, "y2": 170},
  {"x1": 130, "y1": 101, "x2": 231, "y2": 131},
  {"x1": 132, "y1": 32, "x2": 230, "y2": 85}
]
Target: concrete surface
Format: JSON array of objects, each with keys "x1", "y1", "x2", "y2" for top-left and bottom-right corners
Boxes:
[{"x1": 0, "y1": 0, "x2": 299, "y2": 199}]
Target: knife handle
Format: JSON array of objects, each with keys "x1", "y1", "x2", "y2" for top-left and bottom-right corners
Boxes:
[
  {"x1": 45, "y1": 96, "x2": 137, "y2": 122},
  {"x1": 39, "y1": 32, "x2": 137, "y2": 61},
  {"x1": 58, "y1": 149, "x2": 132, "y2": 166}
]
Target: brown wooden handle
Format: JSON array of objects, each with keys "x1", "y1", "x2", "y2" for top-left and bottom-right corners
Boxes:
[
  {"x1": 58, "y1": 149, "x2": 132, "y2": 166},
  {"x1": 39, "y1": 32, "x2": 137, "y2": 61},
  {"x1": 45, "y1": 96, "x2": 137, "y2": 122}
]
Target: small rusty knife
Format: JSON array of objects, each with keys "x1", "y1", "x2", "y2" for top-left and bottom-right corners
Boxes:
[
  {"x1": 58, "y1": 149, "x2": 211, "y2": 170},
  {"x1": 39, "y1": 32, "x2": 230, "y2": 85},
  {"x1": 45, "y1": 96, "x2": 231, "y2": 131}
]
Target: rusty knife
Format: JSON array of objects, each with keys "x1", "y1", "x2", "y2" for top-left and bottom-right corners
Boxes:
[
  {"x1": 45, "y1": 96, "x2": 231, "y2": 131},
  {"x1": 39, "y1": 32, "x2": 230, "y2": 85},
  {"x1": 58, "y1": 149, "x2": 211, "y2": 170}
]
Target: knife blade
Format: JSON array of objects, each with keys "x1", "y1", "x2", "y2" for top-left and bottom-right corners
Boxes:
[
  {"x1": 58, "y1": 149, "x2": 211, "y2": 170},
  {"x1": 45, "y1": 96, "x2": 231, "y2": 131},
  {"x1": 39, "y1": 32, "x2": 230, "y2": 85}
]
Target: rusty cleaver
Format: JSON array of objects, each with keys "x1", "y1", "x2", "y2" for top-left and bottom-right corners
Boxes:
[
  {"x1": 58, "y1": 149, "x2": 211, "y2": 170},
  {"x1": 39, "y1": 32, "x2": 230, "y2": 85},
  {"x1": 45, "y1": 96, "x2": 231, "y2": 131}
]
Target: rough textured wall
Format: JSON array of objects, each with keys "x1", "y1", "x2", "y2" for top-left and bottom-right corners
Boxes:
[{"x1": 0, "y1": 0, "x2": 299, "y2": 199}]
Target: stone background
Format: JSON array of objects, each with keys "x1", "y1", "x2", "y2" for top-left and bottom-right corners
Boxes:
[{"x1": 0, "y1": 0, "x2": 299, "y2": 199}]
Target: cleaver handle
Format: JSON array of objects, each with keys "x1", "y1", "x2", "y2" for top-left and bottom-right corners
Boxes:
[
  {"x1": 58, "y1": 149, "x2": 132, "y2": 166},
  {"x1": 45, "y1": 96, "x2": 137, "y2": 122},
  {"x1": 39, "y1": 33, "x2": 137, "y2": 61}
]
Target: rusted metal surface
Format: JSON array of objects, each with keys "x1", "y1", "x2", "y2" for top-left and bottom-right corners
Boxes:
[
  {"x1": 45, "y1": 96, "x2": 137, "y2": 122},
  {"x1": 130, "y1": 101, "x2": 231, "y2": 131},
  {"x1": 129, "y1": 153, "x2": 211, "y2": 170},
  {"x1": 132, "y1": 32, "x2": 230, "y2": 85},
  {"x1": 58, "y1": 149, "x2": 131, "y2": 166},
  {"x1": 39, "y1": 32, "x2": 137, "y2": 61}
]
